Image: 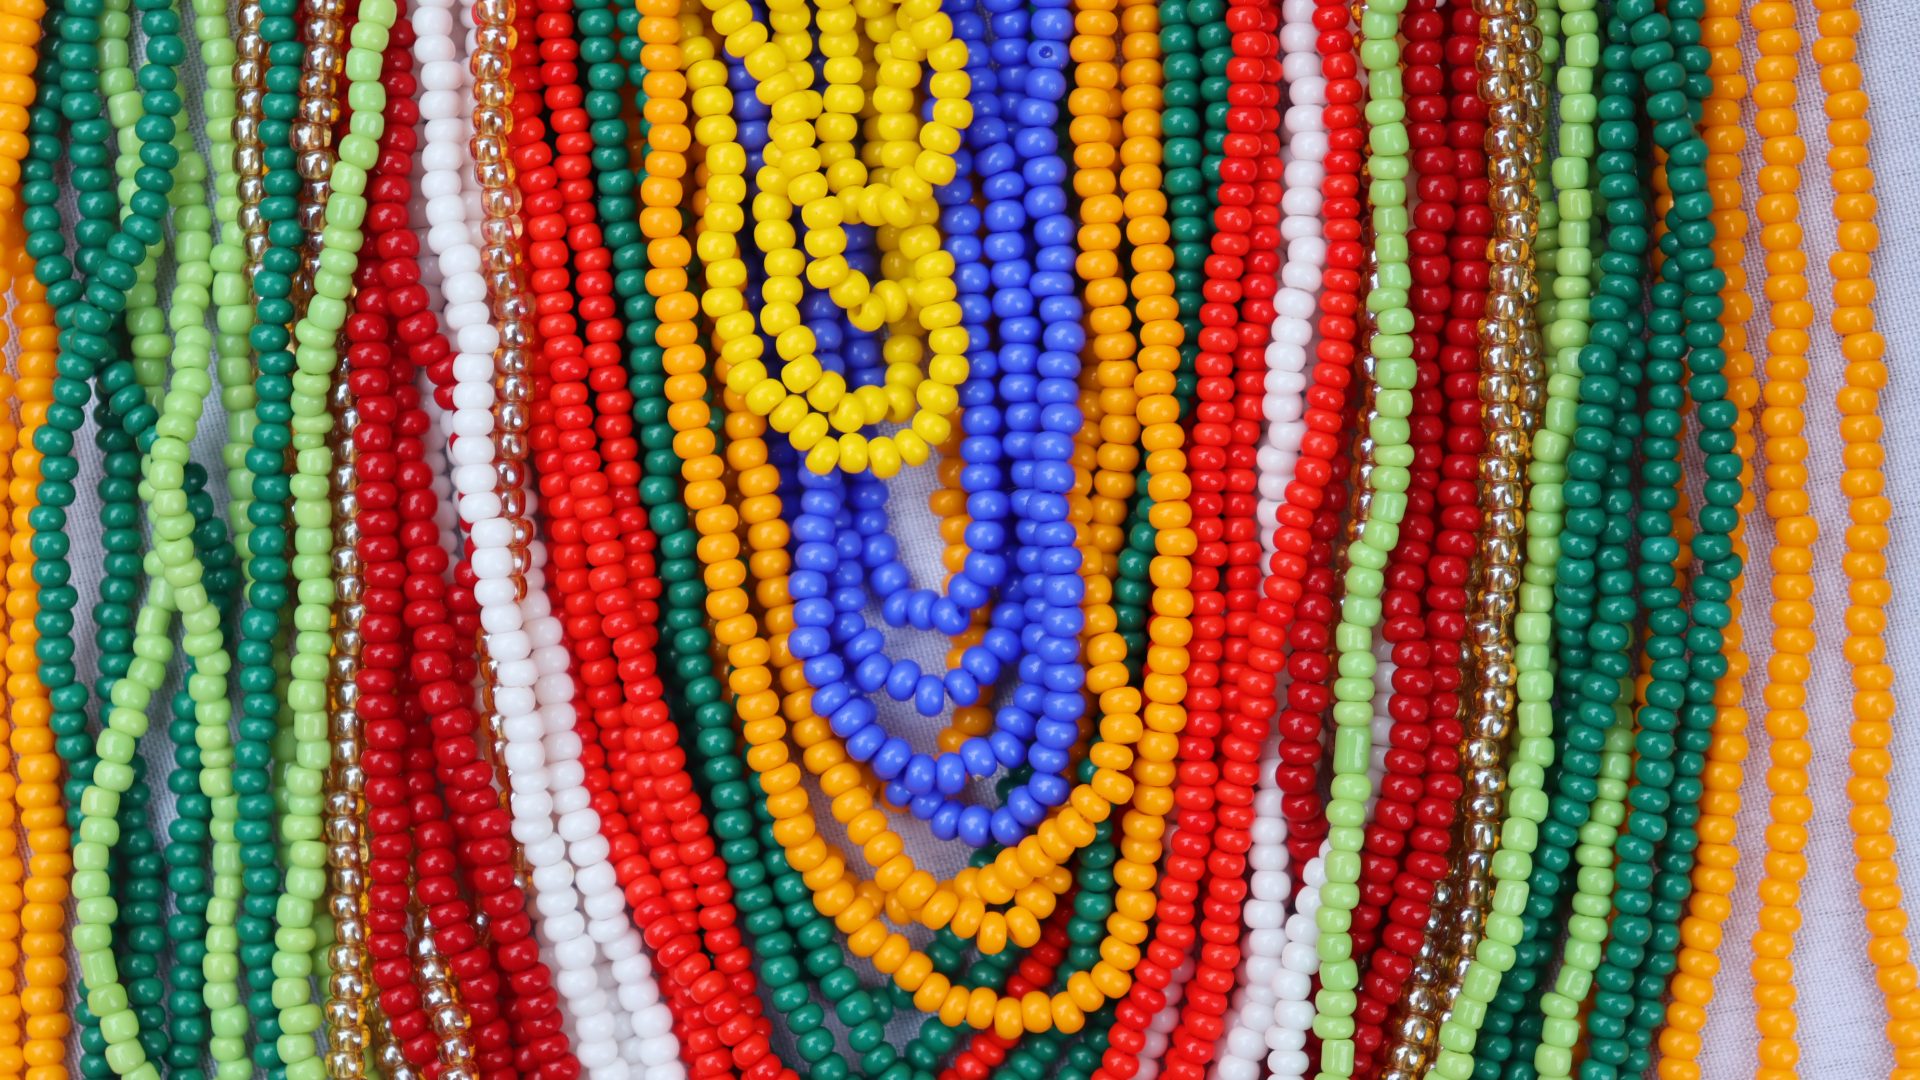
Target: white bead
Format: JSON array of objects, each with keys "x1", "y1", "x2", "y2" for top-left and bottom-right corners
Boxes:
[
  {"x1": 555, "y1": 784, "x2": 591, "y2": 816},
  {"x1": 1280, "y1": 939, "x2": 1318, "y2": 974},
  {"x1": 558, "y1": 803, "x2": 600, "y2": 843},
  {"x1": 1272, "y1": 968, "x2": 1311, "y2": 1000},
  {"x1": 611, "y1": 953, "x2": 655, "y2": 987},
  {"x1": 523, "y1": 832, "x2": 567, "y2": 870},
  {"x1": 1216, "y1": 1054, "x2": 1259, "y2": 1080},
  {"x1": 631, "y1": 1002, "x2": 676, "y2": 1039},
  {"x1": 583, "y1": 887, "x2": 626, "y2": 921},
  {"x1": 531, "y1": 859, "x2": 575, "y2": 895},
  {"x1": 453, "y1": 317, "x2": 498, "y2": 354},
  {"x1": 474, "y1": 576, "x2": 519, "y2": 611},
  {"x1": 572, "y1": 833, "x2": 611, "y2": 866}
]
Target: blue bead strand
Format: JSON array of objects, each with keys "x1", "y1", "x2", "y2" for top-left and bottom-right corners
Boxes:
[{"x1": 775, "y1": 0, "x2": 1088, "y2": 847}]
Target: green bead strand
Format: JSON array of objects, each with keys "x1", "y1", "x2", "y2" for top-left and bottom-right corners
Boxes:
[
  {"x1": 1310, "y1": 3, "x2": 1420, "y2": 1078},
  {"x1": 226, "y1": 0, "x2": 306, "y2": 1061},
  {"x1": 257, "y1": 1, "x2": 400, "y2": 1075},
  {"x1": 1571, "y1": 2, "x2": 1734, "y2": 1075}
]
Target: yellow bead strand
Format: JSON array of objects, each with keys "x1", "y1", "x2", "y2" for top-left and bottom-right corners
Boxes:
[{"x1": 687, "y1": 0, "x2": 973, "y2": 474}]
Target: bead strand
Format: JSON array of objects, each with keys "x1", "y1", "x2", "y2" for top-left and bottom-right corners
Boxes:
[
  {"x1": 1307, "y1": 1, "x2": 1422, "y2": 1077},
  {"x1": 1818, "y1": 0, "x2": 1920, "y2": 1069},
  {"x1": 322, "y1": 303, "x2": 375, "y2": 1080},
  {"x1": 1649, "y1": 1, "x2": 1758, "y2": 1072}
]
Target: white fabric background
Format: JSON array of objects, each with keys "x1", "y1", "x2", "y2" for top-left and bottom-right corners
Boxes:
[{"x1": 40, "y1": 0, "x2": 1920, "y2": 1074}]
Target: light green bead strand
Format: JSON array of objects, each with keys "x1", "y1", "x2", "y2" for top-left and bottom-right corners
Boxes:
[{"x1": 1308, "y1": 2, "x2": 1419, "y2": 1079}]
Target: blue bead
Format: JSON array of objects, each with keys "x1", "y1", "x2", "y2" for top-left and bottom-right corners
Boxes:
[
  {"x1": 788, "y1": 625, "x2": 830, "y2": 658},
  {"x1": 959, "y1": 738, "x2": 998, "y2": 777},
  {"x1": 1028, "y1": 746, "x2": 1069, "y2": 777},
  {"x1": 1029, "y1": 773, "x2": 1069, "y2": 807},
  {"x1": 828, "y1": 697, "x2": 874, "y2": 738},
  {"x1": 872, "y1": 737, "x2": 911, "y2": 780},
  {"x1": 879, "y1": 590, "x2": 910, "y2": 626},
  {"x1": 1044, "y1": 575, "x2": 1085, "y2": 607},
  {"x1": 911, "y1": 791, "x2": 947, "y2": 824},
  {"x1": 914, "y1": 675, "x2": 946, "y2": 718},
  {"x1": 990, "y1": 730, "x2": 1026, "y2": 769},
  {"x1": 1042, "y1": 691, "x2": 1084, "y2": 722},
  {"x1": 951, "y1": 573, "x2": 990, "y2": 611},
  {"x1": 903, "y1": 754, "x2": 936, "y2": 796},
  {"x1": 1035, "y1": 718, "x2": 1077, "y2": 749},
  {"x1": 960, "y1": 646, "x2": 999, "y2": 685},
  {"x1": 932, "y1": 600, "x2": 969, "y2": 636},
  {"x1": 846, "y1": 628, "x2": 884, "y2": 661},
  {"x1": 803, "y1": 659, "x2": 845, "y2": 698},
  {"x1": 957, "y1": 806, "x2": 992, "y2": 847},
  {"x1": 1007, "y1": 788, "x2": 1044, "y2": 827},
  {"x1": 969, "y1": 490, "x2": 1009, "y2": 521},
  {"x1": 1041, "y1": 648, "x2": 1080, "y2": 684},
  {"x1": 1041, "y1": 548, "x2": 1079, "y2": 576},
  {"x1": 905, "y1": 591, "x2": 933, "y2": 630},
  {"x1": 944, "y1": 668, "x2": 979, "y2": 706},
  {"x1": 959, "y1": 463, "x2": 999, "y2": 492},
  {"x1": 845, "y1": 723, "x2": 886, "y2": 763},
  {"x1": 989, "y1": 809, "x2": 1025, "y2": 847},
  {"x1": 1043, "y1": 323, "x2": 1084, "y2": 354},
  {"x1": 983, "y1": 628, "x2": 1021, "y2": 661},
  {"x1": 790, "y1": 569, "x2": 829, "y2": 599},
  {"x1": 853, "y1": 652, "x2": 891, "y2": 693},
  {"x1": 885, "y1": 659, "x2": 920, "y2": 701},
  {"x1": 936, "y1": 752, "x2": 968, "y2": 795},
  {"x1": 930, "y1": 802, "x2": 962, "y2": 841},
  {"x1": 885, "y1": 780, "x2": 913, "y2": 810},
  {"x1": 871, "y1": 561, "x2": 910, "y2": 595},
  {"x1": 1030, "y1": 10, "x2": 1070, "y2": 38}
]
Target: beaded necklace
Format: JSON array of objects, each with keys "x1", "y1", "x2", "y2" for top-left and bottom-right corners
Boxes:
[
  {"x1": 539, "y1": 31, "x2": 788, "y2": 1080},
  {"x1": 493, "y1": 0, "x2": 761, "y2": 1068},
  {"x1": 353, "y1": 10, "x2": 580, "y2": 1076},
  {"x1": 1527, "y1": 4, "x2": 1741, "y2": 1076},
  {"x1": 1211, "y1": 3, "x2": 1323, "y2": 1073},
  {"x1": 779, "y1": 0, "x2": 1091, "y2": 847},
  {"x1": 1822, "y1": 0, "x2": 1920, "y2": 1063},
  {"x1": 654, "y1": 0, "x2": 1198, "y2": 1024},
  {"x1": 1290, "y1": 0, "x2": 1424, "y2": 1074},
  {"x1": 677, "y1": 0, "x2": 973, "y2": 474}
]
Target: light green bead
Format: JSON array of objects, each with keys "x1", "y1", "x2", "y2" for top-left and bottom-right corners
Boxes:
[{"x1": 1327, "y1": 777, "x2": 1371, "y2": 808}]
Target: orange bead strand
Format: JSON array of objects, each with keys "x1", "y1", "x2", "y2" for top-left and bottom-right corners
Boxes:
[
  {"x1": 1815, "y1": 1, "x2": 1920, "y2": 1074},
  {"x1": 1729, "y1": 3, "x2": 1821, "y2": 1078},
  {"x1": 0, "y1": 226, "x2": 69, "y2": 1080}
]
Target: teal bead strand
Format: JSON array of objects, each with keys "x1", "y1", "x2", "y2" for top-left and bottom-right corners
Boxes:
[{"x1": 1572, "y1": 2, "x2": 1737, "y2": 1075}]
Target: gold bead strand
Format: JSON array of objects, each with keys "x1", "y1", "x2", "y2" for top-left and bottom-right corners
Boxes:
[{"x1": 321, "y1": 356, "x2": 372, "y2": 1079}]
